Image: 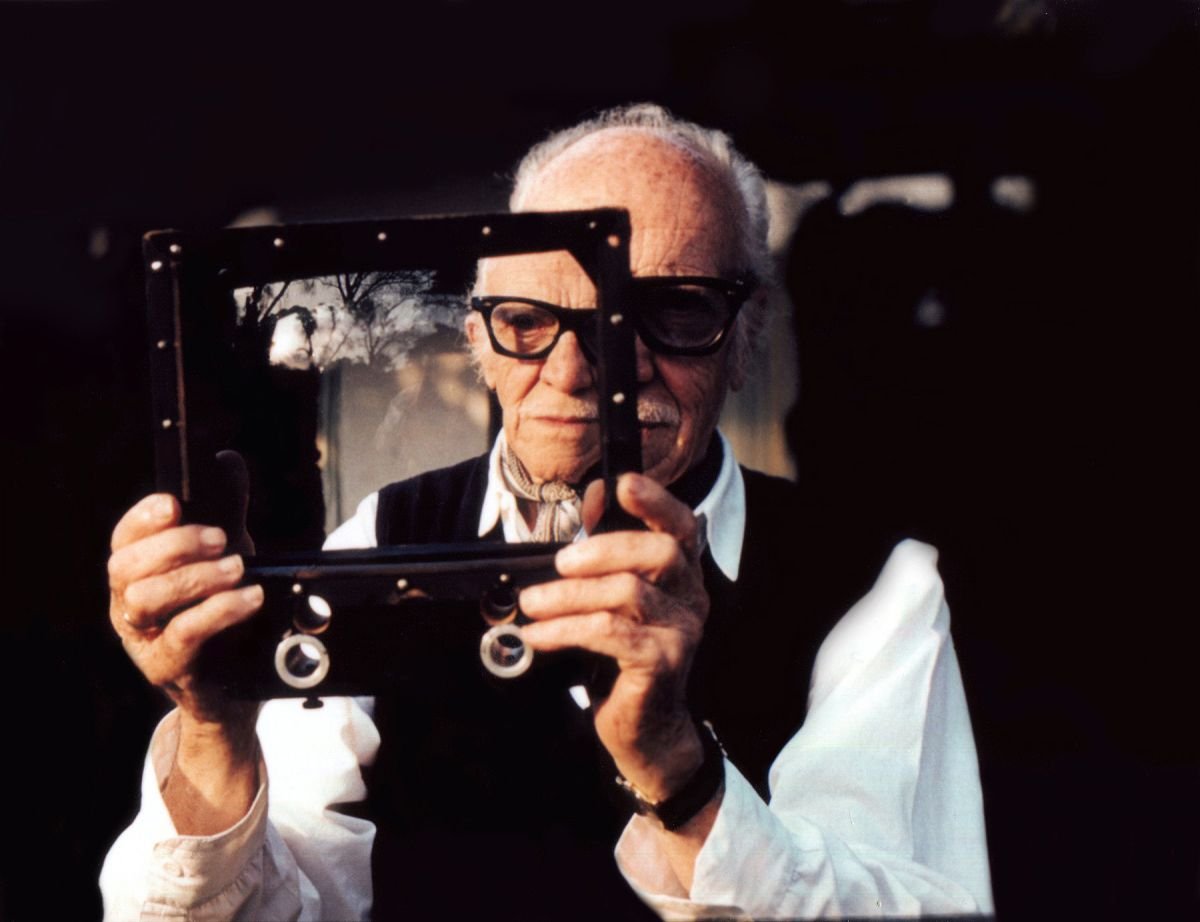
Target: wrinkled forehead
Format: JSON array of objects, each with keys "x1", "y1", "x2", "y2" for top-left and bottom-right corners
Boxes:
[
  {"x1": 476, "y1": 128, "x2": 745, "y2": 305},
  {"x1": 475, "y1": 250, "x2": 596, "y2": 305}
]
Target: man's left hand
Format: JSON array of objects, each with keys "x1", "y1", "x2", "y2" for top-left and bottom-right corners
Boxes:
[{"x1": 519, "y1": 472, "x2": 709, "y2": 803}]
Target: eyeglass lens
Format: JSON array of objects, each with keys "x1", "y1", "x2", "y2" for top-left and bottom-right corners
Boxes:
[
  {"x1": 490, "y1": 303, "x2": 566, "y2": 355},
  {"x1": 636, "y1": 283, "x2": 734, "y2": 350}
]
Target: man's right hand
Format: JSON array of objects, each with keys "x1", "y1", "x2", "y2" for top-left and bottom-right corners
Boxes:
[
  {"x1": 108, "y1": 492, "x2": 263, "y2": 721},
  {"x1": 108, "y1": 486, "x2": 265, "y2": 834}
]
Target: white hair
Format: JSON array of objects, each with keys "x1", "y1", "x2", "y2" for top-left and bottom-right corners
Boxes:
[{"x1": 508, "y1": 103, "x2": 773, "y2": 379}]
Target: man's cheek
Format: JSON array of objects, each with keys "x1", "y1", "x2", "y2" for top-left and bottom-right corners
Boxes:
[{"x1": 640, "y1": 426, "x2": 683, "y2": 477}]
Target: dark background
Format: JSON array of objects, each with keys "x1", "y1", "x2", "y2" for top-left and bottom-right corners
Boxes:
[{"x1": 1, "y1": 1, "x2": 1196, "y2": 919}]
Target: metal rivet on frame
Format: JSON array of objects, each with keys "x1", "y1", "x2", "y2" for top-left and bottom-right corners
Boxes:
[
  {"x1": 168, "y1": 244, "x2": 182, "y2": 255},
  {"x1": 156, "y1": 340, "x2": 168, "y2": 350},
  {"x1": 396, "y1": 578, "x2": 409, "y2": 591},
  {"x1": 161, "y1": 419, "x2": 173, "y2": 429},
  {"x1": 610, "y1": 314, "x2": 624, "y2": 326},
  {"x1": 273, "y1": 237, "x2": 285, "y2": 248},
  {"x1": 150, "y1": 260, "x2": 163, "y2": 272},
  {"x1": 607, "y1": 234, "x2": 621, "y2": 248},
  {"x1": 612, "y1": 392, "x2": 626, "y2": 405},
  {"x1": 377, "y1": 231, "x2": 388, "y2": 242},
  {"x1": 292, "y1": 583, "x2": 303, "y2": 595},
  {"x1": 499, "y1": 573, "x2": 511, "y2": 584},
  {"x1": 481, "y1": 226, "x2": 492, "y2": 236}
]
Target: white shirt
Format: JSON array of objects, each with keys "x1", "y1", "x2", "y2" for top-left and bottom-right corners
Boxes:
[{"x1": 101, "y1": 433, "x2": 993, "y2": 920}]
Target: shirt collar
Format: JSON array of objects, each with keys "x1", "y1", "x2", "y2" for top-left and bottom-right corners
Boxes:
[{"x1": 478, "y1": 430, "x2": 745, "y2": 581}]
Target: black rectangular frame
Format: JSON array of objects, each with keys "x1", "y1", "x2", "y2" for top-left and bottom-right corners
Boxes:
[{"x1": 140, "y1": 209, "x2": 642, "y2": 697}]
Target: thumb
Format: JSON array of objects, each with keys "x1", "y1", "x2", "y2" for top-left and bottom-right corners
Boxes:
[
  {"x1": 579, "y1": 479, "x2": 608, "y2": 534},
  {"x1": 214, "y1": 450, "x2": 255, "y2": 555},
  {"x1": 581, "y1": 476, "x2": 646, "y2": 535}
]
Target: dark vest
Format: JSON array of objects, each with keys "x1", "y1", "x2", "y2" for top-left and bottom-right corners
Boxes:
[{"x1": 362, "y1": 453, "x2": 886, "y2": 921}]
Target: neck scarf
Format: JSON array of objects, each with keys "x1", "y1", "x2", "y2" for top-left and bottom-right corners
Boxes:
[
  {"x1": 500, "y1": 441, "x2": 583, "y2": 542},
  {"x1": 498, "y1": 434, "x2": 725, "y2": 543}
]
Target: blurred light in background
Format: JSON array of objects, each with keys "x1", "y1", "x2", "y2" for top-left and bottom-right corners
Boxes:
[
  {"x1": 991, "y1": 174, "x2": 1037, "y2": 212},
  {"x1": 839, "y1": 173, "x2": 954, "y2": 216}
]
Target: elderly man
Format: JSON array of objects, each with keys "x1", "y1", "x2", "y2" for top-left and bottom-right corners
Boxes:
[{"x1": 102, "y1": 105, "x2": 992, "y2": 920}]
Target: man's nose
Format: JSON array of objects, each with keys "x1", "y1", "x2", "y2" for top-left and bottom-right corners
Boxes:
[{"x1": 539, "y1": 330, "x2": 595, "y2": 393}]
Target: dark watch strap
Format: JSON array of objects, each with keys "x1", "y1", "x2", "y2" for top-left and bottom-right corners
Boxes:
[{"x1": 616, "y1": 721, "x2": 726, "y2": 831}]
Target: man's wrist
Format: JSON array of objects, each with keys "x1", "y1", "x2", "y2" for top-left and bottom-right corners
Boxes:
[
  {"x1": 164, "y1": 708, "x2": 262, "y2": 835},
  {"x1": 616, "y1": 720, "x2": 725, "y2": 831},
  {"x1": 177, "y1": 706, "x2": 259, "y2": 750}
]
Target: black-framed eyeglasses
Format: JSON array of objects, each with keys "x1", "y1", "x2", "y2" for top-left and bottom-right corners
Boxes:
[{"x1": 470, "y1": 275, "x2": 753, "y2": 360}]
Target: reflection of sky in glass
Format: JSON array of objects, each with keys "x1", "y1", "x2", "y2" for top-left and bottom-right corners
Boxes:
[{"x1": 233, "y1": 271, "x2": 464, "y2": 371}]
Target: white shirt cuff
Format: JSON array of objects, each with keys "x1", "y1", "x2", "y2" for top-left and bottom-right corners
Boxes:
[
  {"x1": 132, "y1": 710, "x2": 274, "y2": 911},
  {"x1": 613, "y1": 758, "x2": 759, "y2": 921}
]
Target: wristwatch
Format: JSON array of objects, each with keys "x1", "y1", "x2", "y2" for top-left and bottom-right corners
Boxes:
[{"x1": 615, "y1": 720, "x2": 726, "y2": 831}]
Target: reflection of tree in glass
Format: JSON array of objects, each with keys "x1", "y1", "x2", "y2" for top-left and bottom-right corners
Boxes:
[{"x1": 234, "y1": 272, "x2": 463, "y2": 371}]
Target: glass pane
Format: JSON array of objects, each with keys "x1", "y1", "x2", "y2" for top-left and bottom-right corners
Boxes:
[{"x1": 223, "y1": 269, "x2": 490, "y2": 547}]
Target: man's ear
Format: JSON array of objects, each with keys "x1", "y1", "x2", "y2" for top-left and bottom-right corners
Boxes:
[{"x1": 464, "y1": 313, "x2": 497, "y2": 389}]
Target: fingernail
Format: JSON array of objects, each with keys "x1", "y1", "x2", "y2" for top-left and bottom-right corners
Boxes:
[
  {"x1": 242, "y1": 585, "x2": 264, "y2": 605},
  {"x1": 201, "y1": 527, "x2": 226, "y2": 549},
  {"x1": 218, "y1": 555, "x2": 242, "y2": 576},
  {"x1": 146, "y1": 496, "x2": 173, "y2": 521}
]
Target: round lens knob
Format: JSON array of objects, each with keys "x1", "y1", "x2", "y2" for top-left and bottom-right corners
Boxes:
[
  {"x1": 274, "y1": 634, "x2": 331, "y2": 689},
  {"x1": 480, "y1": 584, "x2": 519, "y2": 625},
  {"x1": 479, "y1": 624, "x2": 533, "y2": 679}
]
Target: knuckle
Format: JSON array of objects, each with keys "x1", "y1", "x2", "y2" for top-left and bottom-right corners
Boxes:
[
  {"x1": 630, "y1": 630, "x2": 659, "y2": 662},
  {"x1": 600, "y1": 611, "x2": 623, "y2": 638},
  {"x1": 175, "y1": 562, "x2": 217, "y2": 602},
  {"x1": 630, "y1": 578, "x2": 655, "y2": 616},
  {"x1": 169, "y1": 616, "x2": 201, "y2": 649},
  {"x1": 122, "y1": 580, "x2": 149, "y2": 616},
  {"x1": 616, "y1": 572, "x2": 642, "y2": 600},
  {"x1": 603, "y1": 610, "x2": 637, "y2": 643}
]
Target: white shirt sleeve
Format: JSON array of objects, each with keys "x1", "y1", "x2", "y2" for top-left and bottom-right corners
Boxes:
[
  {"x1": 100, "y1": 497, "x2": 384, "y2": 922},
  {"x1": 615, "y1": 539, "x2": 994, "y2": 920},
  {"x1": 99, "y1": 698, "x2": 379, "y2": 922}
]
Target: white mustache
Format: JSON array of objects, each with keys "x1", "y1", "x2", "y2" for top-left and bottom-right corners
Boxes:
[
  {"x1": 521, "y1": 397, "x2": 680, "y2": 426},
  {"x1": 636, "y1": 400, "x2": 681, "y2": 425}
]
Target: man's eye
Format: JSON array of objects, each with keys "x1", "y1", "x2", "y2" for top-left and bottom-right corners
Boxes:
[
  {"x1": 642, "y1": 288, "x2": 729, "y2": 345},
  {"x1": 508, "y1": 313, "x2": 546, "y2": 332},
  {"x1": 492, "y1": 304, "x2": 558, "y2": 351},
  {"x1": 495, "y1": 307, "x2": 553, "y2": 330}
]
